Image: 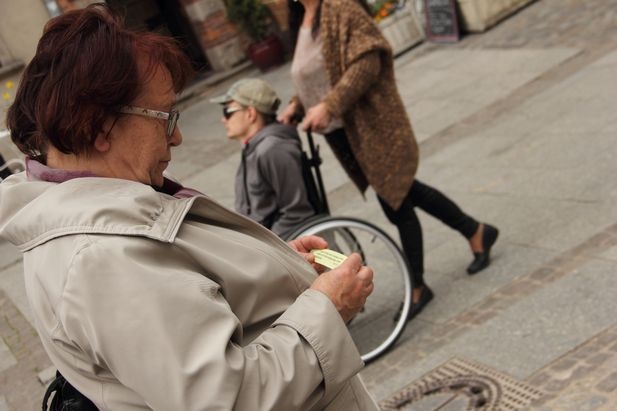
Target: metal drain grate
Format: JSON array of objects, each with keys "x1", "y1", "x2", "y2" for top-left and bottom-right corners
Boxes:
[{"x1": 380, "y1": 357, "x2": 544, "y2": 410}]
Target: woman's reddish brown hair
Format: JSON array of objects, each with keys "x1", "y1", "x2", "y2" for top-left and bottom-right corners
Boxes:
[{"x1": 6, "y1": 3, "x2": 194, "y2": 160}]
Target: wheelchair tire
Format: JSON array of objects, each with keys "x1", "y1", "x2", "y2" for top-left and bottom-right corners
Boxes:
[{"x1": 289, "y1": 216, "x2": 413, "y2": 363}]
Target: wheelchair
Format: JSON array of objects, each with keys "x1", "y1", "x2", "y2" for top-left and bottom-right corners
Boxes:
[{"x1": 285, "y1": 130, "x2": 413, "y2": 364}]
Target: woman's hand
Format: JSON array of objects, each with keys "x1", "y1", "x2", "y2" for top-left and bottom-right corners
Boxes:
[
  {"x1": 301, "y1": 102, "x2": 331, "y2": 132},
  {"x1": 278, "y1": 101, "x2": 300, "y2": 125},
  {"x1": 288, "y1": 235, "x2": 329, "y2": 273},
  {"x1": 310, "y1": 253, "x2": 374, "y2": 323}
]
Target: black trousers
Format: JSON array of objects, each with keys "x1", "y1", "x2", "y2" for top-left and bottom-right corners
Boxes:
[
  {"x1": 378, "y1": 180, "x2": 479, "y2": 288},
  {"x1": 324, "y1": 128, "x2": 479, "y2": 288}
]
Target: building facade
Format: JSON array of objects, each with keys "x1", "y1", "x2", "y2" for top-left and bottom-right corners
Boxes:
[{"x1": 0, "y1": 0, "x2": 291, "y2": 75}]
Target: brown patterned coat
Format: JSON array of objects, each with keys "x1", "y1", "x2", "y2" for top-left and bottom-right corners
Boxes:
[{"x1": 316, "y1": 0, "x2": 419, "y2": 210}]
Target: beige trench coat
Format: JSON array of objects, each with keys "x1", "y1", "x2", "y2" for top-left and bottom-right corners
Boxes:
[{"x1": 0, "y1": 173, "x2": 378, "y2": 410}]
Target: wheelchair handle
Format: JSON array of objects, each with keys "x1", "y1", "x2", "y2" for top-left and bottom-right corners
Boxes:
[{"x1": 306, "y1": 129, "x2": 330, "y2": 215}]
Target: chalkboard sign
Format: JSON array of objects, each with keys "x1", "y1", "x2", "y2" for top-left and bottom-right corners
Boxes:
[{"x1": 424, "y1": 0, "x2": 460, "y2": 42}]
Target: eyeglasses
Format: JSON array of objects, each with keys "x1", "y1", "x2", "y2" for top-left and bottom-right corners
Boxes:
[
  {"x1": 119, "y1": 105, "x2": 180, "y2": 138},
  {"x1": 223, "y1": 106, "x2": 246, "y2": 120}
]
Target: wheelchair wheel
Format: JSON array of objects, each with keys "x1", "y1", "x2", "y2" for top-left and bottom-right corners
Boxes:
[{"x1": 290, "y1": 216, "x2": 413, "y2": 363}]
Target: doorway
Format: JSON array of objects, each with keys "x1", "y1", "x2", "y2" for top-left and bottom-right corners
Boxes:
[{"x1": 107, "y1": 0, "x2": 211, "y2": 72}]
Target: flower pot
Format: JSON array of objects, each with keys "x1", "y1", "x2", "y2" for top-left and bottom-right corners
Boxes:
[
  {"x1": 457, "y1": 0, "x2": 535, "y2": 32},
  {"x1": 378, "y1": 3, "x2": 425, "y2": 55},
  {"x1": 247, "y1": 34, "x2": 284, "y2": 72}
]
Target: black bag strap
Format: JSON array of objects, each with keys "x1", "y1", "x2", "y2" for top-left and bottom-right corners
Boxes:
[
  {"x1": 42, "y1": 371, "x2": 63, "y2": 410},
  {"x1": 42, "y1": 371, "x2": 98, "y2": 411}
]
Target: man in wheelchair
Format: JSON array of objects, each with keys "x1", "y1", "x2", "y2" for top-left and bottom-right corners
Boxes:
[{"x1": 212, "y1": 79, "x2": 317, "y2": 238}]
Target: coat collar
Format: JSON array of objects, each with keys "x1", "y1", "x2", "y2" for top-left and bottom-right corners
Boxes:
[
  {"x1": 0, "y1": 170, "x2": 197, "y2": 252},
  {"x1": 26, "y1": 158, "x2": 203, "y2": 199}
]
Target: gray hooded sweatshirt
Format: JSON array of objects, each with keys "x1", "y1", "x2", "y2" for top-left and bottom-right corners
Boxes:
[{"x1": 235, "y1": 122, "x2": 316, "y2": 238}]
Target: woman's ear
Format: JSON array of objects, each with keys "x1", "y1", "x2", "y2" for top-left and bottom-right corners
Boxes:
[{"x1": 93, "y1": 118, "x2": 117, "y2": 152}]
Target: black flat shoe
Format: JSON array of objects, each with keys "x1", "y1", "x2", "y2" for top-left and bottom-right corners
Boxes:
[
  {"x1": 467, "y1": 224, "x2": 499, "y2": 275},
  {"x1": 393, "y1": 286, "x2": 434, "y2": 323},
  {"x1": 408, "y1": 286, "x2": 434, "y2": 320}
]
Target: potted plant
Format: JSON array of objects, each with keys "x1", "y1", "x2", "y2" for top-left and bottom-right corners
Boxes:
[
  {"x1": 370, "y1": 0, "x2": 425, "y2": 55},
  {"x1": 225, "y1": 0, "x2": 285, "y2": 71}
]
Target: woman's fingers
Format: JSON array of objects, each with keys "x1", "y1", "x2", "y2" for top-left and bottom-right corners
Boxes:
[
  {"x1": 288, "y1": 235, "x2": 328, "y2": 253},
  {"x1": 309, "y1": 252, "x2": 374, "y2": 322},
  {"x1": 302, "y1": 103, "x2": 331, "y2": 132}
]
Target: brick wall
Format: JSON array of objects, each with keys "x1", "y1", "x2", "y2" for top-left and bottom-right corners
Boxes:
[
  {"x1": 180, "y1": 0, "x2": 246, "y2": 71},
  {"x1": 264, "y1": 0, "x2": 289, "y2": 32}
]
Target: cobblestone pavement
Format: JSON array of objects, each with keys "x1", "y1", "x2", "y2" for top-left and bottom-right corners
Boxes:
[
  {"x1": 2, "y1": 0, "x2": 617, "y2": 409},
  {"x1": 460, "y1": 0, "x2": 617, "y2": 48},
  {"x1": 358, "y1": 0, "x2": 617, "y2": 409},
  {"x1": 402, "y1": 0, "x2": 617, "y2": 161},
  {"x1": 0, "y1": 289, "x2": 51, "y2": 410},
  {"x1": 529, "y1": 322, "x2": 617, "y2": 410},
  {"x1": 363, "y1": 221, "x2": 617, "y2": 409}
]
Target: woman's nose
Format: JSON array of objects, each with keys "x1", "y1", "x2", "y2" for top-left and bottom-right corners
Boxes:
[{"x1": 169, "y1": 127, "x2": 183, "y2": 146}]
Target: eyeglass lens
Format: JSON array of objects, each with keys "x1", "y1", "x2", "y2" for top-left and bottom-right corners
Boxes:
[{"x1": 167, "y1": 111, "x2": 179, "y2": 137}]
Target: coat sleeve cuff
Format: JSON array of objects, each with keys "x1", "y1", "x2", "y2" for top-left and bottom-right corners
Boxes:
[
  {"x1": 273, "y1": 289, "x2": 364, "y2": 393},
  {"x1": 323, "y1": 94, "x2": 343, "y2": 119}
]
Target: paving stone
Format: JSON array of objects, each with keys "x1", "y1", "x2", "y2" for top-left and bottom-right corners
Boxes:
[
  {"x1": 406, "y1": 393, "x2": 456, "y2": 410},
  {"x1": 440, "y1": 396, "x2": 471, "y2": 411},
  {"x1": 528, "y1": 371, "x2": 551, "y2": 387},
  {"x1": 550, "y1": 358, "x2": 578, "y2": 373},
  {"x1": 543, "y1": 378, "x2": 569, "y2": 393},
  {"x1": 37, "y1": 366, "x2": 56, "y2": 386},
  {"x1": 540, "y1": 394, "x2": 608, "y2": 411},
  {"x1": 596, "y1": 372, "x2": 617, "y2": 393},
  {"x1": 0, "y1": 289, "x2": 51, "y2": 409},
  {"x1": 0, "y1": 261, "x2": 32, "y2": 325},
  {"x1": 0, "y1": 338, "x2": 16, "y2": 374},
  {"x1": 587, "y1": 353, "x2": 611, "y2": 368}
]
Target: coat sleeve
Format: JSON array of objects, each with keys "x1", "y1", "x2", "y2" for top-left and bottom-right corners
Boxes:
[
  {"x1": 59, "y1": 236, "x2": 363, "y2": 410},
  {"x1": 320, "y1": 0, "x2": 388, "y2": 118},
  {"x1": 323, "y1": 51, "x2": 381, "y2": 119},
  {"x1": 256, "y1": 140, "x2": 315, "y2": 237}
]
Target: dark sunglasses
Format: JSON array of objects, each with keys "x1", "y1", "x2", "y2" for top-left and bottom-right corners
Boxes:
[{"x1": 223, "y1": 106, "x2": 246, "y2": 120}]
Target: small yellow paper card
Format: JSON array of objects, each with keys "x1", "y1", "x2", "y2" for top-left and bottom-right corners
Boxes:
[{"x1": 311, "y1": 249, "x2": 347, "y2": 269}]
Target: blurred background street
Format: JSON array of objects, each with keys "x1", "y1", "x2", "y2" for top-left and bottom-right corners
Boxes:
[{"x1": 2, "y1": 0, "x2": 617, "y2": 409}]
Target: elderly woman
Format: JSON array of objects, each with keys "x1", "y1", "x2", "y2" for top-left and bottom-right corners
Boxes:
[{"x1": 0, "y1": 4, "x2": 377, "y2": 410}]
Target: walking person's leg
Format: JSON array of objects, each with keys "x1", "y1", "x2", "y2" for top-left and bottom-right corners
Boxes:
[
  {"x1": 378, "y1": 192, "x2": 434, "y2": 320},
  {"x1": 409, "y1": 179, "x2": 499, "y2": 274},
  {"x1": 378, "y1": 179, "x2": 499, "y2": 320}
]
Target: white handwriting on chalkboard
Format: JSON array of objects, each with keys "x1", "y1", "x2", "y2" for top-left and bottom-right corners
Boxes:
[
  {"x1": 427, "y1": 0, "x2": 451, "y2": 7},
  {"x1": 424, "y1": 0, "x2": 458, "y2": 39}
]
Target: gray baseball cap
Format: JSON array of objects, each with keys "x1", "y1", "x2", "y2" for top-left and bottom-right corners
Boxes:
[{"x1": 210, "y1": 78, "x2": 281, "y2": 115}]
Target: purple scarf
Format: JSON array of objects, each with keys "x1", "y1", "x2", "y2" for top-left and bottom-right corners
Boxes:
[{"x1": 26, "y1": 158, "x2": 203, "y2": 199}]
